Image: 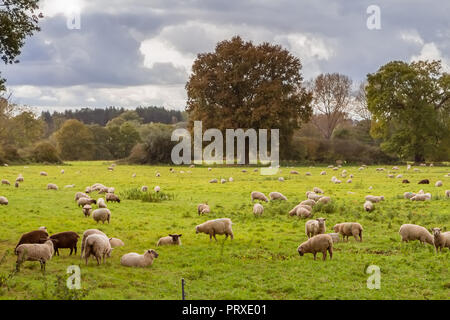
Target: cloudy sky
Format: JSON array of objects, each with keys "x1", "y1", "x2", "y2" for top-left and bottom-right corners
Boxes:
[{"x1": 2, "y1": 0, "x2": 449, "y2": 111}]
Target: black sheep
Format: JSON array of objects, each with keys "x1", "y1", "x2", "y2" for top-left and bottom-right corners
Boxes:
[
  {"x1": 49, "y1": 231, "x2": 80, "y2": 256},
  {"x1": 15, "y1": 230, "x2": 49, "y2": 253},
  {"x1": 418, "y1": 179, "x2": 430, "y2": 184}
]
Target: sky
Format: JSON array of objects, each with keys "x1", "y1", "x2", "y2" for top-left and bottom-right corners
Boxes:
[{"x1": 1, "y1": 0, "x2": 449, "y2": 112}]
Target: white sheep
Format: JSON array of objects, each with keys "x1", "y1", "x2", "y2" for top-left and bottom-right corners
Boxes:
[
  {"x1": 446, "y1": 190, "x2": 450, "y2": 198},
  {"x1": 92, "y1": 208, "x2": 111, "y2": 224},
  {"x1": 300, "y1": 199, "x2": 316, "y2": 207},
  {"x1": 278, "y1": 177, "x2": 285, "y2": 182},
  {"x1": 220, "y1": 178, "x2": 226, "y2": 184},
  {"x1": 157, "y1": 234, "x2": 182, "y2": 246},
  {"x1": 363, "y1": 200, "x2": 374, "y2": 212},
  {"x1": 75, "y1": 192, "x2": 89, "y2": 201},
  {"x1": 320, "y1": 171, "x2": 327, "y2": 175},
  {"x1": 305, "y1": 218, "x2": 326, "y2": 238},
  {"x1": 431, "y1": 228, "x2": 450, "y2": 252},
  {"x1": 15, "y1": 239, "x2": 55, "y2": 271},
  {"x1": 120, "y1": 250, "x2": 159, "y2": 267},
  {"x1": 365, "y1": 195, "x2": 384, "y2": 203},
  {"x1": 399, "y1": 224, "x2": 434, "y2": 245},
  {"x1": 47, "y1": 183, "x2": 58, "y2": 190},
  {"x1": 410, "y1": 194, "x2": 431, "y2": 201},
  {"x1": 313, "y1": 187, "x2": 324, "y2": 194},
  {"x1": 154, "y1": 186, "x2": 161, "y2": 192},
  {"x1": 305, "y1": 172, "x2": 311, "y2": 176},
  {"x1": 297, "y1": 234, "x2": 333, "y2": 261},
  {"x1": 195, "y1": 218, "x2": 234, "y2": 241},
  {"x1": 295, "y1": 206, "x2": 312, "y2": 218},
  {"x1": 109, "y1": 238, "x2": 125, "y2": 248},
  {"x1": 84, "y1": 234, "x2": 112, "y2": 265},
  {"x1": 40, "y1": 171, "x2": 48, "y2": 176},
  {"x1": 435, "y1": 181, "x2": 443, "y2": 187},
  {"x1": 197, "y1": 203, "x2": 210, "y2": 215},
  {"x1": 317, "y1": 196, "x2": 331, "y2": 205},
  {"x1": 269, "y1": 192, "x2": 287, "y2": 201},
  {"x1": 80, "y1": 229, "x2": 107, "y2": 258},
  {"x1": 0, "y1": 196, "x2": 8, "y2": 205},
  {"x1": 209, "y1": 179, "x2": 218, "y2": 183},
  {"x1": 253, "y1": 203, "x2": 264, "y2": 216},
  {"x1": 82, "y1": 204, "x2": 92, "y2": 217},
  {"x1": 229, "y1": 177, "x2": 234, "y2": 182},
  {"x1": 403, "y1": 192, "x2": 416, "y2": 199},
  {"x1": 97, "y1": 198, "x2": 107, "y2": 209},
  {"x1": 1, "y1": 179, "x2": 10, "y2": 186},
  {"x1": 141, "y1": 186, "x2": 148, "y2": 192},
  {"x1": 77, "y1": 197, "x2": 96, "y2": 207},
  {"x1": 251, "y1": 191, "x2": 268, "y2": 202},
  {"x1": 328, "y1": 233, "x2": 340, "y2": 243}
]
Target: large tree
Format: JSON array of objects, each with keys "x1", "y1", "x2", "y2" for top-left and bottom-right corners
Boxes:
[
  {"x1": 367, "y1": 60, "x2": 450, "y2": 162},
  {"x1": 0, "y1": 0, "x2": 43, "y2": 92},
  {"x1": 54, "y1": 119, "x2": 95, "y2": 160},
  {"x1": 186, "y1": 36, "x2": 312, "y2": 159}
]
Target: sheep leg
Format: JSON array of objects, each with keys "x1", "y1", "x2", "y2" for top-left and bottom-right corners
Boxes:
[
  {"x1": 328, "y1": 247, "x2": 333, "y2": 260},
  {"x1": 322, "y1": 251, "x2": 327, "y2": 261},
  {"x1": 230, "y1": 232, "x2": 234, "y2": 240},
  {"x1": 209, "y1": 234, "x2": 213, "y2": 241},
  {"x1": 96, "y1": 256, "x2": 100, "y2": 265},
  {"x1": 213, "y1": 233, "x2": 217, "y2": 241},
  {"x1": 313, "y1": 253, "x2": 317, "y2": 260},
  {"x1": 69, "y1": 248, "x2": 73, "y2": 255},
  {"x1": 74, "y1": 246, "x2": 77, "y2": 255}
]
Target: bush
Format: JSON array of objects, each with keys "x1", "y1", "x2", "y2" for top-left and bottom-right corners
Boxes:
[
  {"x1": 31, "y1": 141, "x2": 61, "y2": 163},
  {"x1": 120, "y1": 188, "x2": 174, "y2": 203}
]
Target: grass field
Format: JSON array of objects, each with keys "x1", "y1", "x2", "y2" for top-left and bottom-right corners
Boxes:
[{"x1": 0, "y1": 162, "x2": 449, "y2": 300}]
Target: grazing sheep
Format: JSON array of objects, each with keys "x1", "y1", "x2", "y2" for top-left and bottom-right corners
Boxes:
[
  {"x1": 132, "y1": 173, "x2": 136, "y2": 178},
  {"x1": 141, "y1": 186, "x2": 148, "y2": 192},
  {"x1": 253, "y1": 203, "x2": 264, "y2": 216},
  {"x1": 195, "y1": 218, "x2": 234, "y2": 241},
  {"x1": 241, "y1": 169, "x2": 247, "y2": 173},
  {"x1": 269, "y1": 192, "x2": 287, "y2": 201},
  {"x1": 295, "y1": 206, "x2": 312, "y2": 218},
  {"x1": 307, "y1": 192, "x2": 322, "y2": 201},
  {"x1": 77, "y1": 197, "x2": 97, "y2": 207},
  {"x1": 392, "y1": 166, "x2": 399, "y2": 170},
  {"x1": 446, "y1": 190, "x2": 450, "y2": 198},
  {"x1": 109, "y1": 238, "x2": 124, "y2": 248},
  {"x1": 209, "y1": 179, "x2": 218, "y2": 183},
  {"x1": 97, "y1": 198, "x2": 107, "y2": 209},
  {"x1": 106, "y1": 193, "x2": 120, "y2": 203},
  {"x1": 297, "y1": 234, "x2": 333, "y2": 261},
  {"x1": 399, "y1": 224, "x2": 434, "y2": 245},
  {"x1": 403, "y1": 192, "x2": 416, "y2": 199},
  {"x1": 16, "y1": 176, "x2": 24, "y2": 182},
  {"x1": 47, "y1": 183, "x2": 58, "y2": 190},
  {"x1": 435, "y1": 181, "x2": 443, "y2": 187},
  {"x1": 229, "y1": 177, "x2": 234, "y2": 182},
  {"x1": 410, "y1": 194, "x2": 431, "y2": 201},
  {"x1": 290, "y1": 170, "x2": 299, "y2": 174},
  {"x1": 365, "y1": 195, "x2": 384, "y2": 203},
  {"x1": 317, "y1": 196, "x2": 331, "y2": 205},
  {"x1": 313, "y1": 187, "x2": 324, "y2": 194},
  {"x1": 61, "y1": 169, "x2": 65, "y2": 174},
  {"x1": 208, "y1": 168, "x2": 212, "y2": 171},
  {"x1": 92, "y1": 208, "x2": 111, "y2": 224},
  {"x1": 402, "y1": 179, "x2": 410, "y2": 184},
  {"x1": 305, "y1": 172, "x2": 311, "y2": 176},
  {"x1": 107, "y1": 187, "x2": 115, "y2": 194},
  {"x1": 0, "y1": 196, "x2": 8, "y2": 205},
  {"x1": 84, "y1": 234, "x2": 112, "y2": 265},
  {"x1": 15, "y1": 229, "x2": 49, "y2": 253},
  {"x1": 347, "y1": 179, "x2": 352, "y2": 183},
  {"x1": 157, "y1": 234, "x2": 182, "y2": 246},
  {"x1": 65, "y1": 184, "x2": 75, "y2": 188},
  {"x1": 300, "y1": 199, "x2": 316, "y2": 207},
  {"x1": 49, "y1": 231, "x2": 80, "y2": 256},
  {"x1": 251, "y1": 191, "x2": 268, "y2": 202},
  {"x1": 305, "y1": 218, "x2": 326, "y2": 238},
  {"x1": 320, "y1": 171, "x2": 327, "y2": 175},
  {"x1": 75, "y1": 192, "x2": 89, "y2": 201},
  {"x1": 15, "y1": 181, "x2": 19, "y2": 188},
  {"x1": 40, "y1": 171, "x2": 48, "y2": 176},
  {"x1": 15, "y1": 239, "x2": 55, "y2": 271},
  {"x1": 120, "y1": 249, "x2": 158, "y2": 267},
  {"x1": 328, "y1": 233, "x2": 340, "y2": 243},
  {"x1": 418, "y1": 179, "x2": 430, "y2": 184},
  {"x1": 156, "y1": 172, "x2": 160, "y2": 177},
  {"x1": 197, "y1": 203, "x2": 210, "y2": 215},
  {"x1": 431, "y1": 228, "x2": 450, "y2": 252},
  {"x1": 80, "y1": 229, "x2": 107, "y2": 258},
  {"x1": 363, "y1": 200, "x2": 374, "y2": 212},
  {"x1": 82, "y1": 204, "x2": 92, "y2": 217},
  {"x1": 278, "y1": 177, "x2": 285, "y2": 182},
  {"x1": 396, "y1": 174, "x2": 403, "y2": 179},
  {"x1": 1, "y1": 179, "x2": 10, "y2": 186},
  {"x1": 220, "y1": 178, "x2": 226, "y2": 184},
  {"x1": 333, "y1": 223, "x2": 363, "y2": 242}
]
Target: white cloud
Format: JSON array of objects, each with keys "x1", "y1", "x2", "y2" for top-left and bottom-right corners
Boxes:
[
  {"x1": 40, "y1": 0, "x2": 86, "y2": 18},
  {"x1": 411, "y1": 42, "x2": 450, "y2": 72},
  {"x1": 400, "y1": 30, "x2": 424, "y2": 46}
]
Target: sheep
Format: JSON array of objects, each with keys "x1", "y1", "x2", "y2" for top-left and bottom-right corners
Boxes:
[
  {"x1": 431, "y1": 228, "x2": 450, "y2": 252},
  {"x1": 80, "y1": 229, "x2": 106, "y2": 257},
  {"x1": 347, "y1": 179, "x2": 352, "y2": 183},
  {"x1": 132, "y1": 173, "x2": 136, "y2": 178},
  {"x1": 40, "y1": 171, "x2": 48, "y2": 176},
  {"x1": 47, "y1": 183, "x2": 58, "y2": 190},
  {"x1": 295, "y1": 206, "x2": 312, "y2": 218},
  {"x1": 208, "y1": 168, "x2": 212, "y2": 171},
  {"x1": 418, "y1": 179, "x2": 430, "y2": 184},
  {"x1": 60, "y1": 169, "x2": 65, "y2": 174},
  {"x1": 82, "y1": 204, "x2": 92, "y2": 217},
  {"x1": 197, "y1": 203, "x2": 210, "y2": 215},
  {"x1": 396, "y1": 174, "x2": 403, "y2": 179},
  {"x1": 333, "y1": 222, "x2": 363, "y2": 242},
  {"x1": 402, "y1": 179, "x2": 410, "y2": 184},
  {"x1": 241, "y1": 169, "x2": 247, "y2": 173},
  {"x1": 313, "y1": 187, "x2": 324, "y2": 194},
  {"x1": 195, "y1": 218, "x2": 234, "y2": 241},
  {"x1": 446, "y1": 190, "x2": 450, "y2": 198},
  {"x1": 317, "y1": 196, "x2": 331, "y2": 205},
  {"x1": 141, "y1": 186, "x2": 148, "y2": 192},
  {"x1": 387, "y1": 174, "x2": 394, "y2": 179},
  {"x1": 253, "y1": 168, "x2": 258, "y2": 172},
  {"x1": 15, "y1": 239, "x2": 55, "y2": 271},
  {"x1": 269, "y1": 192, "x2": 287, "y2": 201},
  {"x1": 251, "y1": 191, "x2": 268, "y2": 202},
  {"x1": 105, "y1": 193, "x2": 120, "y2": 203},
  {"x1": 39, "y1": 226, "x2": 47, "y2": 232},
  {"x1": 365, "y1": 195, "x2": 384, "y2": 203},
  {"x1": 75, "y1": 192, "x2": 89, "y2": 201},
  {"x1": 407, "y1": 164, "x2": 411, "y2": 170},
  {"x1": 435, "y1": 181, "x2": 443, "y2": 187},
  {"x1": 305, "y1": 172, "x2": 312, "y2": 176},
  {"x1": 209, "y1": 179, "x2": 218, "y2": 183},
  {"x1": 305, "y1": 218, "x2": 326, "y2": 238},
  {"x1": 1, "y1": 179, "x2": 10, "y2": 186},
  {"x1": 358, "y1": 167, "x2": 364, "y2": 171},
  {"x1": 290, "y1": 170, "x2": 299, "y2": 175},
  {"x1": 363, "y1": 200, "x2": 374, "y2": 212},
  {"x1": 328, "y1": 233, "x2": 340, "y2": 243},
  {"x1": 392, "y1": 166, "x2": 399, "y2": 170},
  {"x1": 0, "y1": 196, "x2": 8, "y2": 205},
  {"x1": 97, "y1": 198, "x2": 107, "y2": 209},
  {"x1": 108, "y1": 166, "x2": 114, "y2": 171},
  {"x1": 49, "y1": 231, "x2": 80, "y2": 256},
  {"x1": 327, "y1": 165, "x2": 334, "y2": 168},
  {"x1": 253, "y1": 203, "x2": 264, "y2": 216},
  {"x1": 220, "y1": 178, "x2": 226, "y2": 184},
  {"x1": 84, "y1": 234, "x2": 112, "y2": 265},
  {"x1": 300, "y1": 199, "x2": 316, "y2": 207},
  {"x1": 403, "y1": 192, "x2": 416, "y2": 199},
  {"x1": 229, "y1": 177, "x2": 234, "y2": 182},
  {"x1": 120, "y1": 250, "x2": 159, "y2": 267},
  {"x1": 410, "y1": 194, "x2": 431, "y2": 201},
  {"x1": 278, "y1": 177, "x2": 285, "y2": 182},
  {"x1": 297, "y1": 234, "x2": 333, "y2": 261},
  {"x1": 156, "y1": 172, "x2": 160, "y2": 177},
  {"x1": 15, "y1": 229, "x2": 49, "y2": 253},
  {"x1": 320, "y1": 171, "x2": 327, "y2": 175},
  {"x1": 64, "y1": 184, "x2": 75, "y2": 188},
  {"x1": 92, "y1": 208, "x2": 111, "y2": 224},
  {"x1": 78, "y1": 197, "x2": 97, "y2": 207},
  {"x1": 157, "y1": 234, "x2": 182, "y2": 246},
  {"x1": 399, "y1": 224, "x2": 434, "y2": 246},
  {"x1": 307, "y1": 193, "x2": 322, "y2": 201},
  {"x1": 16, "y1": 175, "x2": 24, "y2": 182}
]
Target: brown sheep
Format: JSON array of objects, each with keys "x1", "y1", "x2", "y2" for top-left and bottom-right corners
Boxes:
[
  {"x1": 418, "y1": 179, "x2": 430, "y2": 184},
  {"x1": 297, "y1": 234, "x2": 333, "y2": 261},
  {"x1": 333, "y1": 223, "x2": 363, "y2": 242},
  {"x1": 15, "y1": 229, "x2": 49, "y2": 253},
  {"x1": 49, "y1": 231, "x2": 80, "y2": 256}
]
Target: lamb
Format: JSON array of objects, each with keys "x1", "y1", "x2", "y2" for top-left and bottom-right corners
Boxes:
[
  {"x1": 269, "y1": 192, "x2": 287, "y2": 201},
  {"x1": 120, "y1": 250, "x2": 159, "y2": 267},
  {"x1": 105, "y1": 193, "x2": 120, "y2": 203},
  {"x1": 84, "y1": 234, "x2": 112, "y2": 265},
  {"x1": 109, "y1": 238, "x2": 124, "y2": 248},
  {"x1": 195, "y1": 218, "x2": 234, "y2": 241},
  {"x1": 399, "y1": 224, "x2": 434, "y2": 245},
  {"x1": 333, "y1": 222, "x2": 363, "y2": 242},
  {"x1": 82, "y1": 204, "x2": 92, "y2": 217},
  {"x1": 92, "y1": 208, "x2": 111, "y2": 224},
  {"x1": 363, "y1": 200, "x2": 374, "y2": 212},
  {"x1": 251, "y1": 191, "x2": 268, "y2": 202},
  {"x1": 365, "y1": 195, "x2": 384, "y2": 203},
  {"x1": 197, "y1": 203, "x2": 210, "y2": 215},
  {"x1": 75, "y1": 192, "x2": 89, "y2": 201},
  {"x1": 305, "y1": 218, "x2": 326, "y2": 238},
  {"x1": 47, "y1": 183, "x2": 58, "y2": 190},
  {"x1": 253, "y1": 203, "x2": 264, "y2": 216},
  {"x1": 403, "y1": 192, "x2": 416, "y2": 199},
  {"x1": 40, "y1": 171, "x2": 48, "y2": 176},
  {"x1": 431, "y1": 228, "x2": 450, "y2": 252},
  {"x1": 49, "y1": 231, "x2": 79, "y2": 256},
  {"x1": 141, "y1": 186, "x2": 148, "y2": 192},
  {"x1": 154, "y1": 186, "x2": 161, "y2": 192},
  {"x1": 317, "y1": 196, "x2": 331, "y2": 205},
  {"x1": 435, "y1": 181, "x2": 443, "y2": 187},
  {"x1": 0, "y1": 196, "x2": 8, "y2": 205},
  {"x1": 15, "y1": 239, "x2": 55, "y2": 271},
  {"x1": 1, "y1": 179, "x2": 10, "y2": 186},
  {"x1": 15, "y1": 229, "x2": 49, "y2": 253},
  {"x1": 418, "y1": 179, "x2": 430, "y2": 184},
  {"x1": 77, "y1": 197, "x2": 97, "y2": 207},
  {"x1": 313, "y1": 187, "x2": 324, "y2": 194},
  {"x1": 297, "y1": 234, "x2": 333, "y2": 261},
  {"x1": 157, "y1": 234, "x2": 182, "y2": 246},
  {"x1": 97, "y1": 198, "x2": 107, "y2": 209}
]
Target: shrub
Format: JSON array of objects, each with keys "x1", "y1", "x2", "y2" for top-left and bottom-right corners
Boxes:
[
  {"x1": 31, "y1": 141, "x2": 61, "y2": 163},
  {"x1": 120, "y1": 188, "x2": 174, "y2": 203}
]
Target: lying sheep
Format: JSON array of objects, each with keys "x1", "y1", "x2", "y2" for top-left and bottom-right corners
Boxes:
[
  {"x1": 297, "y1": 234, "x2": 333, "y2": 261},
  {"x1": 47, "y1": 183, "x2": 58, "y2": 190},
  {"x1": 313, "y1": 187, "x2": 324, "y2": 194},
  {"x1": 49, "y1": 231, "x2": 79, "y2": 256},
  {"x1": 402, "y1": 179, "x2": 410, "y2": 184},
  {"x1": 92, "y1": 208, "x2": 111, "y2": 224},
  {"x1": 141, "y1": 186, "x2": 148, "y2": 192},
  {"x1": 399, "y1": 224, "x2": 434, "y2": 245},
  {"x1": 418, "y1": 179, "x2": 430, "y2": 184},
  {"x1": 403, "y1": 192, "x2": 416, "y2": 199},
  {"x1": 15, "y1": 229, "x2": 49, "y2": 253},
  {"x1": 269, "y1": 192, "x2": 287, "y2": 201},
  {"x1": 109, "y1": 238, "x2": 124, "y2": 248},
  {"x1": 411, "y1": 194, "x2": 431, "y2": 201},
  {"x1": 253, "y1": 203, "x2": 264, "y2": 216},
  {"x1": 0, "y1": 196, "x2": 8, "y2": 205},
  {"x1": 431, "y1": 228, "x2": 450, "y2": 252},
  {"x1": 209, "y1": 179, "x2": 218, "y2": 183},
  {"x1": 97, "y1": 198, "x2": 107, "y2": 209},
  {"x1": 435, "y1": 181, "x2": 443, "y2": 187},
  {"x1": 64, "y1": 184, "x2": 75, "y2": 188},
  {"x1": 157, "y1": 234, "x2": 182, "y2": 246},
  {"x1": 333, "y1": 223, "x2": 363, "y2": 242},
  {"x1": 196, "y1": 218, "x2": 234, "y2": 241},
  {"x1": 365, "y1": 195, "x2": 384, "y2": 203},
  {"x1": 197, "y1": 203, "x2": 210, "y2": 215},
  {"x1": 82, "y1": 204, "x2": 92, "y2": 217},
  {"x1": 105, "y1": 193, "x2": 120, "y2": 203},
  {"x1": 120, "y1": 249, "x2": 159, "y2": 267},
  {"x1": 1, "y1": 179, "x2": 10, "y2": 186},
  {"x1": 364, "y1": 200, "x2": 374, "y2": 212},
  {"x1": 40, "y1": 171, "x2": 48, "y2": 176},
  {"x1": 78, "y1": 197, "x2": 97, "y2": 207},
  {"x1": 84, "y1": 234, "x2": 112, "y2": 265},
  {"x1": 317, "y1": 196, "x2": 331, "y2": 205},
  {"x1": 15, "y1": 239, "x2": 55, "y2": 271},
  {"x1": 251, "y1": 191, "x2": 268, "y2": 202},
  {"x1": 305, "y1": 218, "x2": 326, "y2": 238}
]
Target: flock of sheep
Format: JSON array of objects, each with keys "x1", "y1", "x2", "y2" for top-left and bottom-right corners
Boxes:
[{"x1": 0, "y1": 162, "x2": 449, "y2": 272}]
